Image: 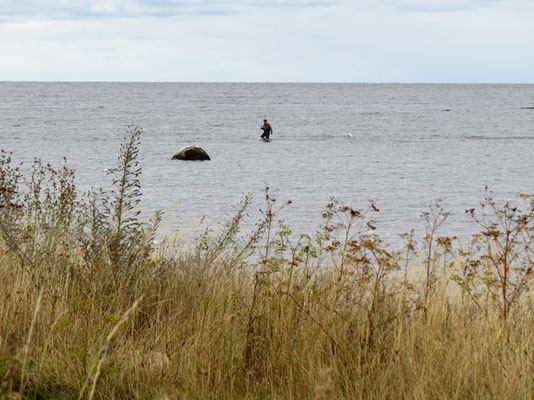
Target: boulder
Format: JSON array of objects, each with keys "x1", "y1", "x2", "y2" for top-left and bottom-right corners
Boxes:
[{"x1": 172, "y1": 146, "x2": 210, "y2": 161}]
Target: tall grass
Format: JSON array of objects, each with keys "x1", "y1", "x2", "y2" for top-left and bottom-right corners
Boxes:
[{"x1": 1, "y1": 127, "x2": 534, "y2": 399}]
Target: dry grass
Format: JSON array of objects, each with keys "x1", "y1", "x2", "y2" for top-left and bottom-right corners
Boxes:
[{"x1": 2, "y1": 128, "x2": 534, "y2": 399}]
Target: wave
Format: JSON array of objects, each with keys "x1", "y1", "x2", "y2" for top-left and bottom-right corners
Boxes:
[{"x1": 463, "y1": 135, "x2": 534, "y2": 141}]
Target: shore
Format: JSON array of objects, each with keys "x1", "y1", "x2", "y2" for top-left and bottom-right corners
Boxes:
[{"x1": 1, "y1": 129, "x2": 534, "y2": 399}]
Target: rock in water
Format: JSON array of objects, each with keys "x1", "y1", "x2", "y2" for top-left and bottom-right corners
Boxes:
[{"x1": 172, "y1": 146, "x2": 210, "y2": 161}]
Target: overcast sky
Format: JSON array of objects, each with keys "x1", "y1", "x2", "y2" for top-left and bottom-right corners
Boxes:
[{"x1": 1, "y1": 0, "x2": 533, "y2": 82}]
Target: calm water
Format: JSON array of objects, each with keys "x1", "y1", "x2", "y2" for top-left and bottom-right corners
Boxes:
[{"x1": 1, "y1": 82, "x2": 533, "y2": 242}]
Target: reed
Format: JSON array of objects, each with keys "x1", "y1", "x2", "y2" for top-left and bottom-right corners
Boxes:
[{"x1": 1, "y1": 127, "x2": 534, "y2": 399}]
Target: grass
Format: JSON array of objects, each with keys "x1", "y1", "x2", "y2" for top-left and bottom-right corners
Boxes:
[{"x1": 1, "y1": 127, "x2": 534, "y2": 399}]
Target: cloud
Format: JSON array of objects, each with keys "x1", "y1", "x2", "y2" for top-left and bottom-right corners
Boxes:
[
  {"x1": 0, "y1": 0, "x2": 332, "y2": 20},
  {"x1": 1, "y1": 0, "x2": 533, "y2": 21},
  {"x1": 1, "y1": 0, "x2": 534, "y2": 82},
  {"x1": 365, "y1": 0, "x2": 500, "y2": 12},
  {"x1": 347, "y1": 0, "x2": 534, "y2": 13}
]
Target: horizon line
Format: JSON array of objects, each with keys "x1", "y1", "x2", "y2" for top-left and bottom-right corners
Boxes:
[{"x1": 1, "y1": 80, "x2": 534, "y2": 85}]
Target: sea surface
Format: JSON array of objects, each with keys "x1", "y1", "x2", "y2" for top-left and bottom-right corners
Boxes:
[{"x1": 1, "y1": 82, "x2": 533, "y2": 244}]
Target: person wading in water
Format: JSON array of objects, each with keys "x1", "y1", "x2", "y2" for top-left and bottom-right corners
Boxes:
[{"x1": 260, "y1": 119, "x2": 273, "y2": 140}]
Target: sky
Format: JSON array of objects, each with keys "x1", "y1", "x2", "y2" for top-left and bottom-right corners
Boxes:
[{"x1": 1, "y1": 0, "x2": 534, "y2": 82}]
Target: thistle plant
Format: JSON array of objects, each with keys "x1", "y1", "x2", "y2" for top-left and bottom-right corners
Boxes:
[
  {"x1": 455, "y1": 189, "x2": 534, "y2": 321},
  {"x1": 107, "y1": 126, "x2": 143, "y2": 268}
]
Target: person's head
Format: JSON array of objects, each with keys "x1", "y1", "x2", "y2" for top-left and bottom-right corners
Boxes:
[{"x1": 263, "y1": 119, "x2": 268, "y2": 124}]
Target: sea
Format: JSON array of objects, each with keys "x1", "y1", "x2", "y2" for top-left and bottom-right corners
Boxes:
[{"x1": 1, "y1": 82, "x2": 533, "y2": 245}]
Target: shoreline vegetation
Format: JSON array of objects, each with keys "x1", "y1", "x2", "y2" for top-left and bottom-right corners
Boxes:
[{"x1": 1, "y1": 127, "x2": 534, "y2": 399}]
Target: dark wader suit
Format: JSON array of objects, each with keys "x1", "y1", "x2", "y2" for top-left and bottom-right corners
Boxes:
[{"x1": 261, "y1": 123, "x2": 272, "y2": 139}]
